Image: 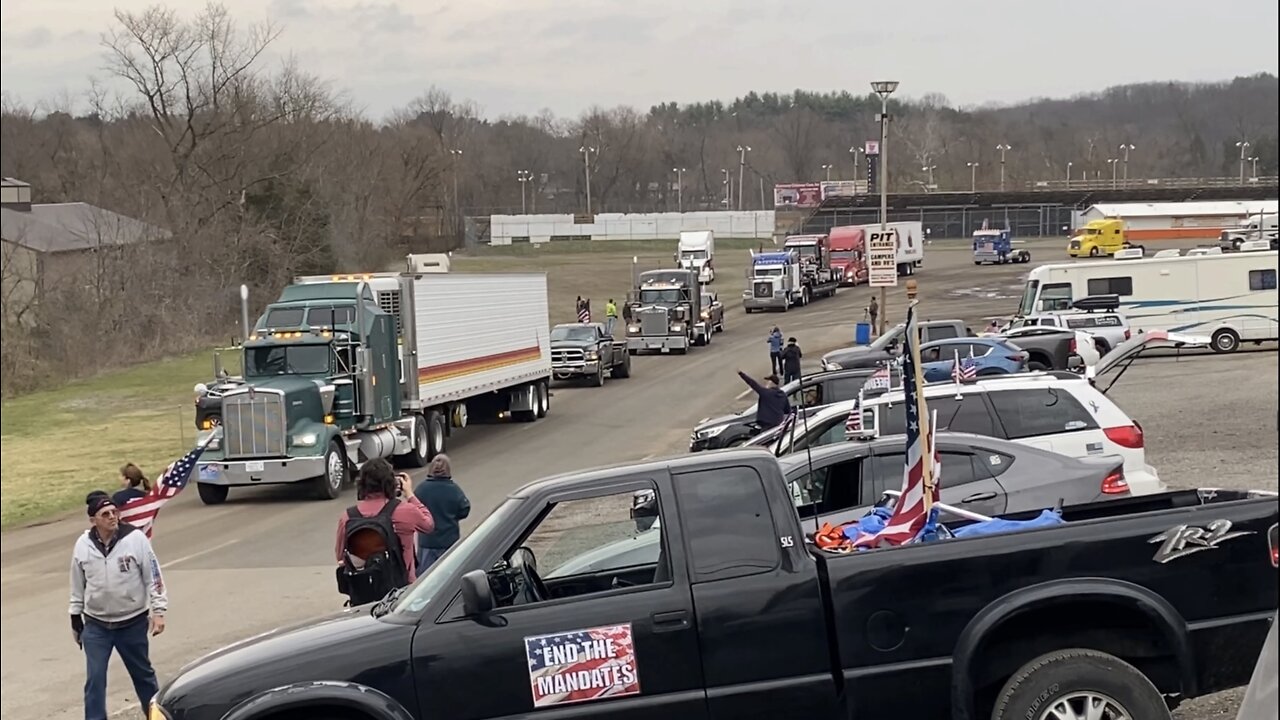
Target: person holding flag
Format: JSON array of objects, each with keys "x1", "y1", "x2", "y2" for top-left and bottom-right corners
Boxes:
[{"x1": 117, "y1": 439, "x2": 212, "y2": 539}]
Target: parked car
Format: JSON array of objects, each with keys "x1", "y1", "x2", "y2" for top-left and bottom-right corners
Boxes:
[
  {"x1": 821, "y1": 319, "x2": 973, "y2": 371},
  {"x1": 699, "y1": 290, "x2": 725, "y2": 334},
  {"x1": 549, "y1": 322, "x2": 632, "y2": 386},
  {"x1": 917, "y1": 337, "x2": 1028, "y2": 381},
  {"x1": 749, "y1": 331, "x2": 1211, "y2": 495},
  {"x1": 690, "y1": 368, "x2": 883, "y2": 451},
  {"x1": 149, "y1": 448, "x2": 1280, "y2": 720},
  {"x1": 1005, "y1": 295, "x2": 1132, "y2": 354},
  {"x1": 996, "y1": 325, "x2": 1084, "y2": 370}
]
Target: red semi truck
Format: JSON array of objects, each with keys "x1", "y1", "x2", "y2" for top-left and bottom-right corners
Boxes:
[{"x1": 828, "y1": 226, "x2": 869, "y2": 286}]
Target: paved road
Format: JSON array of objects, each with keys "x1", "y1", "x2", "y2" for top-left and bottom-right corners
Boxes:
[{"x1": 3, "y1": 239, "x2": 1272, "y2": 719}]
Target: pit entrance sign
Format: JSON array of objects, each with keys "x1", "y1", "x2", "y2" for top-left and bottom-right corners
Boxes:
[{"x1": 867, "y1": 229, "x2": 899, "y2": 287}]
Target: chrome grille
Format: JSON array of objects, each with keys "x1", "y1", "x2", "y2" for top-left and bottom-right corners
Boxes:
[
  {"x1": 551, "y1": 348, "x2": 585, "y2": 364},
  {"x1": 754, "y1": 281, "x2": 773, "y2": 298},
  {"x1": 222, "y1": 392, "x2": 287, "y2": 458},
  {"x1": 640, "y1": 309, "x2": 669, "y2": 336}
]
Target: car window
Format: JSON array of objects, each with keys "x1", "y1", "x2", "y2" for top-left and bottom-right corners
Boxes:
[
  {"x1": 1065, "y1": 315, "x2": 1122, "y2": 329},
  {"x1": 807, "y1": 417, "x2": 849, "y2": 449},
  {"x1": 1086, "y1": 276, "x2": 1133, "y2": 297},
  {"x1": 1038, "y1": 316, "x2": 1060, "y2": 327},
  {"x1": 973, "y1": 448, "x2": 1015, "y2": 478},
  {"x1": 938, "y1": 451, "x2": 979, "y2": 485},
  {"x1": 1039, "y1": 283, "x2": 1073, "y2": 312},
  {"x1": 790, "y1": 383, "x2": 823, "y2": 408},
  {"x1": 988, "y1": 388, "x2": 1100, "y2": 440},
  {"x1": 789, "y1": 466, "x2": 829, "y2": 508},
  {"x1": 881, "y1": 396, "x2": 960, "y2": 436},
  {"x1": 861, "y1": 453, "x2": 903, "y2": 505},
  {"x1": 946, "y1": 395, "x2": 1000, "y2": 437},
  {"x1": 925, "y1": 325, "x2": 960, "y2": 341},
  {"x1": 1249, "y1": 269, "x2": 1277, "y2": 291},
  {"x1": 825, "y1": 375, "x2": 870, "y2": 401},
  {"x1": 674, "y1": 466, "x2": 779, "y2": 583}
]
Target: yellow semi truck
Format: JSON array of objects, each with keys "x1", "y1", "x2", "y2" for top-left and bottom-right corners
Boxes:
[{"x1": 1067, "y1": 218, "x2": 1145, "y2": 258}]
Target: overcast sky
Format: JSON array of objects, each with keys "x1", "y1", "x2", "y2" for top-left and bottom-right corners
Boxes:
[{"x1": 2, "y1": 0, "x2": 1277, "y2": 119}]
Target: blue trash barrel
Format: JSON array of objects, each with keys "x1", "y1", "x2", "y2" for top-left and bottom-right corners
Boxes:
[{"x1": 855, "y1": 322, "x2": 872, "y2": 345}]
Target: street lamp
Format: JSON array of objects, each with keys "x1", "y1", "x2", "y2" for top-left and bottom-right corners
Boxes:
[
  {"x1": 448, "y1": 148, "x2": 463, "y2": 228},
  {"x1": 870, "y1": 80, "x2": 898, "y2": 337},
  {"x1": 1249, "y1": 157, "x2": 1260, "y2": 179},
  {"x1": 966, "y1": 162, "x2": 980, "y2": 192},
  {"x1": 1066, "y1": 161, "x2": 1073, "y2": 189},
  {"x1": 579, "y1": 146, "x2": 596, "y2": 214},
  {"x1": 736, "y1": 146, "x2": 751, "y2": 210},
  {"x1": 1107, "y1": 158, "x2": 1119, "y2": 189},
  {"x1": 721, "y1": 168, "x2": 731, "y2": 208},
  {"x1": 1236, "y1": 141, "x2": 1251, "y2": 184},
  {"x1": 849, "y1": 146, "x2": 864, "y2": 191},
  {"x1": 516, "y1": 170, "x2": 533, "y2": 214},
  {"x1": 995, "y1": 143, "x2": 1011, "y2": 191},
  {"x1": 1118, "y1": 144, "x2": 1135, "y2": 187},
  {"x1": 672, "y1": 167, "x2": 687, "y2": 212},
  {"x1": 821, "y1": 163, "x2": 834, "y2": 181},
  {"x1": 921, "y1": 164, "x2": 937, "y2": 188}
]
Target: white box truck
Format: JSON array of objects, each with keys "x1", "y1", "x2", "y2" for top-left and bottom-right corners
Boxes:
[
  {"x1": 193, "y1": 263, "x2": 552, "y2": 503},
  {"x1": 847, "y1": 221, "x2": 925, "y2": 275},
  {"x1": 676, "y1": 230, "x2": 716, "y2": 284}
]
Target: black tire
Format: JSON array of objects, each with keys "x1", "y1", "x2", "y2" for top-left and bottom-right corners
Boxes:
[
  {"x1": 425, "y1": 409, "x2": 447, "y2": 455},
  {"x1": 197, "y1": 482, "x2": 228, "y2": 505},
  {"x1": 1089, "y1": 246, "x2": 1100, "y2": 257},
  {"x1": 974, "y1": 261, "x2": 982, "y2": 265},
  {"x1": 313, "y1": 440, "x2": 348, "y2": 500},
  {"x1": 394, "y1": 415, "x2": 431, "y2": 469},
  {"x1": 1027, "y1": 361, "x2": 1049, "y2": 372},
  {"x1": 977, "y1": 368, "x2": 1005, "y2": 377},
  {"x1": 591, "y1": 364, "x2": 605, "y2": 387},
  {"x1": 992, "y1": 648, "x2": 1170, "y2": 720},
  {"x1": 1094, "y1": 339, "x2": 1111, "y2": 356},
  {"x1": 611, "y1": 353, "x2": 631, "y2": 379},
  {"x1": 1211, "y1": 328, "x2": 1240, "y2": 354},
  {"x1": 534, "y1": 380, "x2": 550, "y2": 418},
  {"x1": 725, "y1": 436, "x2": 750, "y2": 448}
]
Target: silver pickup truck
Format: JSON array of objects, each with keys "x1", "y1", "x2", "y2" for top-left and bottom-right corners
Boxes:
[{"x1": 549, "y1": 322, "x2": 632, "y2": 386}]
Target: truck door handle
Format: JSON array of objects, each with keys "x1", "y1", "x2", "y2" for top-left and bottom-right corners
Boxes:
[
  {"x1": 651, "y1": 610, "x2": 689, "y2": 633},
  {"x1": 961, "y1": 491, "x2": 997, "y2": 503}
]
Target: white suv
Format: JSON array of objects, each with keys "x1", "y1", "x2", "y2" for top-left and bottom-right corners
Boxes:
[{"x1": 747, "y1": 333, "x2": 1207, "y2": 496}]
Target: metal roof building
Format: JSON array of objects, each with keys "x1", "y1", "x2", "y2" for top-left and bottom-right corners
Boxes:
[{"x1": 1080, "y1": 200, "x2": 1278, "y2": 240}]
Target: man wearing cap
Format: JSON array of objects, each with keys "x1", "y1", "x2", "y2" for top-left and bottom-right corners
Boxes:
[
  {"x1": 735, "y1": 370, "x2": 792, "y2": 430},
  {"x1": 70, "y1": 491, "x2": 168, "y2": 720}
]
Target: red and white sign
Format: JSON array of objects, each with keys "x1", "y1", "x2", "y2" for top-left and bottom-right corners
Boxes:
[
  {"x1": 864, "y1": 140, "x2": 881, "y2": 156},
  {"x1": 774, "y1": 183, "x2": 823, "y2": 208},
  {"x1": 525, "y1": 623, "x2": 640, "y2": 707}
]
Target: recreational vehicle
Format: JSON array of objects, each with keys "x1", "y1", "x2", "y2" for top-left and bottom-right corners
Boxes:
[{"x1": 1015, "y1": 251, "x2": 1278, "y2": 353}]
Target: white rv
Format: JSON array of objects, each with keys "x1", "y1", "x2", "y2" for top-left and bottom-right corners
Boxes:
[
  {"x1": 1015, "y1": 251, "x2": 1279, "y2": 353},
  {"x1": 676, "y1": 231, "x2": 715, "y2": 284}
]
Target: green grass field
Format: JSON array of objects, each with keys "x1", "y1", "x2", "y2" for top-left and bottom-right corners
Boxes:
[{"x1": 1, "y1": 239, "x2": 756, "y2": 528}]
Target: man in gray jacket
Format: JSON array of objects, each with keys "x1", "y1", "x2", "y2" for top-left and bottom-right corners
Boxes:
[{"x1": 70, "y1": 491, "x2": 168, "y2": 720}]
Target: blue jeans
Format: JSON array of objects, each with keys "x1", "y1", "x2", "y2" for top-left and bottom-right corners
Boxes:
[
  {"x1": 605, "y1": 316, "x2": 616, "y2": 335},
  {"x1": 417, "y1": 546, "x2": 447, "y2": 573},
  {"x1": 82, "y1": 616, "x2": 157, "y2": 720}
]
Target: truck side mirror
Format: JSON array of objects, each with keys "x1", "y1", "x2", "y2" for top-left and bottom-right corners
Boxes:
[{"x1": 460, "y1": 569, "x2": 496, "y2": 616}]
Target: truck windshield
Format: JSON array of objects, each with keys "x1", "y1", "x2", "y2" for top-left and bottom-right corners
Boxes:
[
  {"x1": 390, "y1": 499, "x2": 522, "y2": 616},
  {"x1": 244, "y1": 344, "x2": 331, "y2": 376},
  {"x1": 680, "y1": 250, "x2": 708, "y2": 260},
  {"x1": 830, "y1": 250, "x2": 856, "y2": 260},
  {"x1": 1017, "y1": 280, "x2": 1040, "y2": 317},
  {"x1": 753, "y1": 267, "x2": 785, "y2": 276},
  {"x1": 787, "y1": 245, "x2": 818, "y2": 259},
  {"x1": 640, "y1": 289, "x2": 684, "y2": 304},
  {"x1": 551, "y1": 326, "x2": 597, "y2": 342}
]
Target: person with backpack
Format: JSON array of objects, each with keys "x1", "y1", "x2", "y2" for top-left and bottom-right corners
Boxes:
[
  {"x1": 335, "y1": 459, "x2": 434, "y2": 606},
  {"x1": 412, "y1": 453, "x2": 471, "y2": 571}
]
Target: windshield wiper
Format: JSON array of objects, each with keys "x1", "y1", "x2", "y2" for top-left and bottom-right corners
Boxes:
[{"x1": 370, "y1": 586, "x2": 408, "y2": 617}]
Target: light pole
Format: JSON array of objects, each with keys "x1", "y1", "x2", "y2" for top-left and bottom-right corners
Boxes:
[
  {"x1": 995, "y1": 143, "x2": 1011, "y2": 191},
  {"x1": 736, "y1": 146, "x2": 751, "y2": 210},
  {"x1": 721, "y1": 168, "x2": 731, "y2": 208},
  {"x1": 849, "y1": 146, "x2": 863, "y2": 191},
  {"x1": 516, "y1": 170, "x2": 533, "y2": 214},
  {"x1": 871, "y1": 79, "x2": 898, "y2": 337},
  {"x1": 1107, "y1": 158, "x2": 1119, "y2": 189},
  {"x1": 579, "y1": 146, "x2": 596, "y2": 214},
  {"x1": 967, "y1": 162, "x2": 980, "y2": 192},
  {"x1": 821, "y1": 164, "x2": 834, "y2": 181},
  {"x1": 1249, "y1": 156, "x2": 1259, "y2": 179},
  {"x1": 1118, "y1": 144, "x2": 1135, "y2": 187},
  {"x1": 921, "y1": 164, "x2": 937, "y2": 188},
  {"x1": 448, "y1": 148, "x2": 463, "y2": 230},
  {"x1": 1236, "y1": 141, "x2": 1251, "y2": 184},
  {"x1": 1066, "y1": 161, "x2": 1073, "y2": 189},
  {"x1": 671, "y1": 167, "x2": 686, "y2": 212}
]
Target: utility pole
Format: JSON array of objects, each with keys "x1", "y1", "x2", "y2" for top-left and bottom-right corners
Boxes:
[
  {"x1": 871, "y1": 80, "x2": 898, "y2": 337},
  {"x1": 516, "y1": 170, "x2": 533, "y2": 214},
  {"x1": 1066, "y1": 161, "x2": 1073, "y2": 189},
  {"x1": 1250, "y1": 156, "x2": 1259, "y2": 179},
  {"x1": 821, "y1": 164, "x2": 834, "y2": 181},
  {"x1": 1108, "y1": 158, "x2": 1119, "y2": 189},
  {"x1": 967, "y1": 162, "x2": 980, "y2": 192},
  {"x1": 849, "y1": 146, "x2": 863, "y2": 191},
  {"x1": 671, "y1": 167, "x2": 686, "y2": 212},
  {"x1": 721, "y1": 169, "x2": 731, "y2": 209},
  {"x1": 995, "y1": 144, "x2": 1011, "y2": 191},
  {"x1": 579, "y1": 146, "x2": 596, "y2": 214},
  {"x1": 736, "y1": 146, "x2": 751, "y2": 210},
  {"x1": 1236, "y1": 141, "x2": 1251, "y2": 184},
  {"x1": 1118, "y1": 143, "x2": 1135, "y2": 187},
  {"x1": 921, "y1": 164, "x2": 937, "y2": 189},
  {"x1": 449, "y1": 148, "x2": 463, "y2": 234}
]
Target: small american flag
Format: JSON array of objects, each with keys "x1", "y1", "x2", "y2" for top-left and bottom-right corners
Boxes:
[
  {"x1": 526, "y1": 624, "x2": 640, "y2": 707},
  {"x1": 577, "y1": 306, "x2": 590, "y2": 323},
  {"x1": 950, "y1": 349, "x2": 977, "y2": 383},
  {"x1": 852, "y1": 303, "x2": 941, "y2": 549},
  {"x1": 118, "y1": 442, "x2": 209, "y2": 538},
  {"x1": 844, "y1": 394, "x2": 863, "y2": 436}
]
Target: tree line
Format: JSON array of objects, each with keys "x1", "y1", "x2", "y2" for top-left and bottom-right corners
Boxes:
[{"x1": 1, "y1": 2, "x2": 1276, "y2": 394}]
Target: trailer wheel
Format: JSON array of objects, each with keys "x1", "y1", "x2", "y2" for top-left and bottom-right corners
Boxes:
[
  {"x1": 426, "y1": 409, "x2": 447, "y2": 455},
  {"x1": 197, "y1": 483, "x2": 229, "y2": 506},
  {"x1": 992, "y1": 649, "x2": 1169, "y2": 720},
  {"x1": 535, "y1": 380, "x2": 550, "y2": 418},
  {"x1": 313, "y1": 440, "x2": 348, "y2": 501},
  {"x1": 394, "y1": 415, "x2": 432, "y2": 469},
  {"x1": 1211, "y1": 328, "x2": 1241, "y2": 354},
  {"x1": 611, "y1": 353, "x2": 632, "y2": 379}
]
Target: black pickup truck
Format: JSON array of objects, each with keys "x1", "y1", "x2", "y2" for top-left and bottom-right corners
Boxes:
[{"x1": 151, "y1": 451, "x2": 1278, "y2": 720}]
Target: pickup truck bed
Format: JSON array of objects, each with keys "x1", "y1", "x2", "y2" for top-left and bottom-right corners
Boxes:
[{"x1": 151, "y1": 451, "x2": 1278, "y2": 720}]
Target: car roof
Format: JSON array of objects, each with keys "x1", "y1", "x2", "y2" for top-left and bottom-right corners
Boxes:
[
  {"x1": 510, "y1": 447, "x2": 776, "y2": 498},
  {"x1": 806, "y1": 372, "x2": 1092, "y2": 420},
  {"x1": 776, "y1": 431, "x2": 1025, "y2": 471}
]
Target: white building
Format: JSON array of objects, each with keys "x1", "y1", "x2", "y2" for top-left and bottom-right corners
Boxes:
[
  {"x1": 1078, "y1": 200, "x2": 1278, "y2": 240},
  {"x1": 488, "y1": 211, "x2": 775, "y2": 245}
]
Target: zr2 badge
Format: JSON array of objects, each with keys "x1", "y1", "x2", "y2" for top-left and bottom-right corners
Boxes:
[{"x1": 1147, "y1": 519, "x2": 1254, "y2": 564}]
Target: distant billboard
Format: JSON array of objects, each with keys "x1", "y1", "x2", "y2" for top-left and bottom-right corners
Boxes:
[
  {"x1": 773, "y1": 183, "x2": 823, "y2": 209},
  {"x1": 820, "y1": 181, "x2": 862, "y2": 200}
]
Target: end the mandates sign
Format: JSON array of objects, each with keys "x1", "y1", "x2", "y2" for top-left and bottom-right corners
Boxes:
[{"x1": 867, "y1": 229, "x2": 899, "y2": 287}]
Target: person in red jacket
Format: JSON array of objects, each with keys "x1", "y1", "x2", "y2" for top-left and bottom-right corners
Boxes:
[{"x1": 335, "y1": 459, "x2": 435, "y2": 582}]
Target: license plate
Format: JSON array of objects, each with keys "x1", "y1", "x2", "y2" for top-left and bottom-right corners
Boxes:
[
  {"x1": 245, "y1": 461, "x2": 265, "y2": 472},
  {"x1": 661, "y1": 347, "x2": 670, "y2": 353}
]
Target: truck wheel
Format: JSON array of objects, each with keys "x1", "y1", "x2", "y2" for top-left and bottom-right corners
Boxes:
[
  {"x1": 611, "y1": 353, "x2": 631, "y2": 379},
  {"x1": 1211, "y1": 328, "x2": 1240, "y2": 353},
  {"x1": 313, "y1": 441, "x2": 348, "y2": 500},
  {"x1": 395, "y1": 415, "x2": 431, "y2": 469},
  {"x1": 992, "y1": 649, "x2": 1170, "y2": 720},
  {"x1": 426, "y1": 409, "x2": 447, "y2": 455},
  {"x1": 197, "y1": 483, "x2": 229, "y2": 506},
  {"x1": 1089, "y1": 246, "x2": 1100, "y2": 257},
  {"x1": 591, "y1": 364, "x2": 605, "y2": 387},
  {"x1": 535, "y1": 380, "x2": 550, "y2": 418}
]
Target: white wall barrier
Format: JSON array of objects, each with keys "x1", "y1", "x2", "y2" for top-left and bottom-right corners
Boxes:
[{"x1": 488, "y1": 211, "x2": 776, "y2": 244}]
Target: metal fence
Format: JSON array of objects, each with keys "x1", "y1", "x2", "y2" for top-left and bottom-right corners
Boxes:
[
  {"x1": 802, "y1": 205, "x2": 1079, "y2": 240},
  {"x1": 1026, "y1": 176, "x2": 1280, "y2": 192}
]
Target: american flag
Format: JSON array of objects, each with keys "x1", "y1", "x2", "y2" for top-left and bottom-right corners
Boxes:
[
  {"x1": 950, "y1": 349, "x2": 977, "y2": 383},
  {"x1": 865, "y1": 365, "x2": 892, "y2": 392},
  {"x1": 526, "y1": 624, "x2": 640, "y2": 707},
  {"x1": 577, "y1": 306, "x2": 590, "y2": 323},
  {"x1": 118, "y1": 442, "x2": 209, "y2": 538},
  {"x1": 844, "y1": 393, "x2": 863, "y2": 436},
  {"x1": 851, "y1": 302, "x2": 941, "y2": 549}
]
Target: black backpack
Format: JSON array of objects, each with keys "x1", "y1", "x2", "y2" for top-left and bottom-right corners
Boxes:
[{"x1": 336, "y1": 499, "x2": 408, "y2": 605}]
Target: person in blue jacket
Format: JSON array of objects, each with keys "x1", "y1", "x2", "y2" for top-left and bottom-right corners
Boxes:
[
  {"x1": 767, "y1": 327, "x2": 784, "y2": 375},
  {"x1": 412, "y1": 454, "x2": 471, "y2": 571},
  {"x1": 736, "y1": 370, "x2": 792, "y2": 430}
]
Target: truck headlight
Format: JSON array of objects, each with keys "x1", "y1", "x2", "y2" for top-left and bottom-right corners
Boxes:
[
  {"x1": 670, "y1": 323, "x2": 684, "y2": 332},
  {"x1": 700, "y1": 311, "x2": 709, "y2": 320},
  {"x1": 292, "y1": 432, "x2": 319, "y2": 447},
  {"x1": 697, "y1": 425, "x2": 728, "y2": 439},
  {"x1": 628, "y1": 325, "x2": 640, "y2": 333},
  {"x1": 585, "y1": 350, "x2": 599, "y2": 360}
]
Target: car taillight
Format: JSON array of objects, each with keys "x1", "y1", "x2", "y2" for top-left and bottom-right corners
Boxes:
[
  {"x1": 1068, "y1": 336, "x2": 1077, "y2": 354},
  {"x1": 1101, "y1": 467, "x2": 1129, "y2": 494},
  {"x1": 1269, "y1": 524, "x2": 1278, "y2": 568},
  {"x1": 1006, "y1": 352, "x2": 1027, "y2": 363},
  {"x1": 1124, "y1": 328, "x2": 1131, "y2": 341},
  {"x1": 1104, "y1": 424, "x2": 1145, "y2": 449}
]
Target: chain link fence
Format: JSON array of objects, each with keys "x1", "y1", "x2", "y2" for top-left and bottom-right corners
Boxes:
[{"x1": 802, "y1": 205, "x2": 1079, "y2": 240}]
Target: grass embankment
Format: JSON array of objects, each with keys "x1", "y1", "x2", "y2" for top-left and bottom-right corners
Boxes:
[{"x1": 0, "y1": 351, "x2": 219, "y2": 528}]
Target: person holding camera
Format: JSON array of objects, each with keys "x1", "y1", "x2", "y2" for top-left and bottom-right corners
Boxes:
[{"x1": 335, "y1": 459, "x2": 435, "y2": 598}]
